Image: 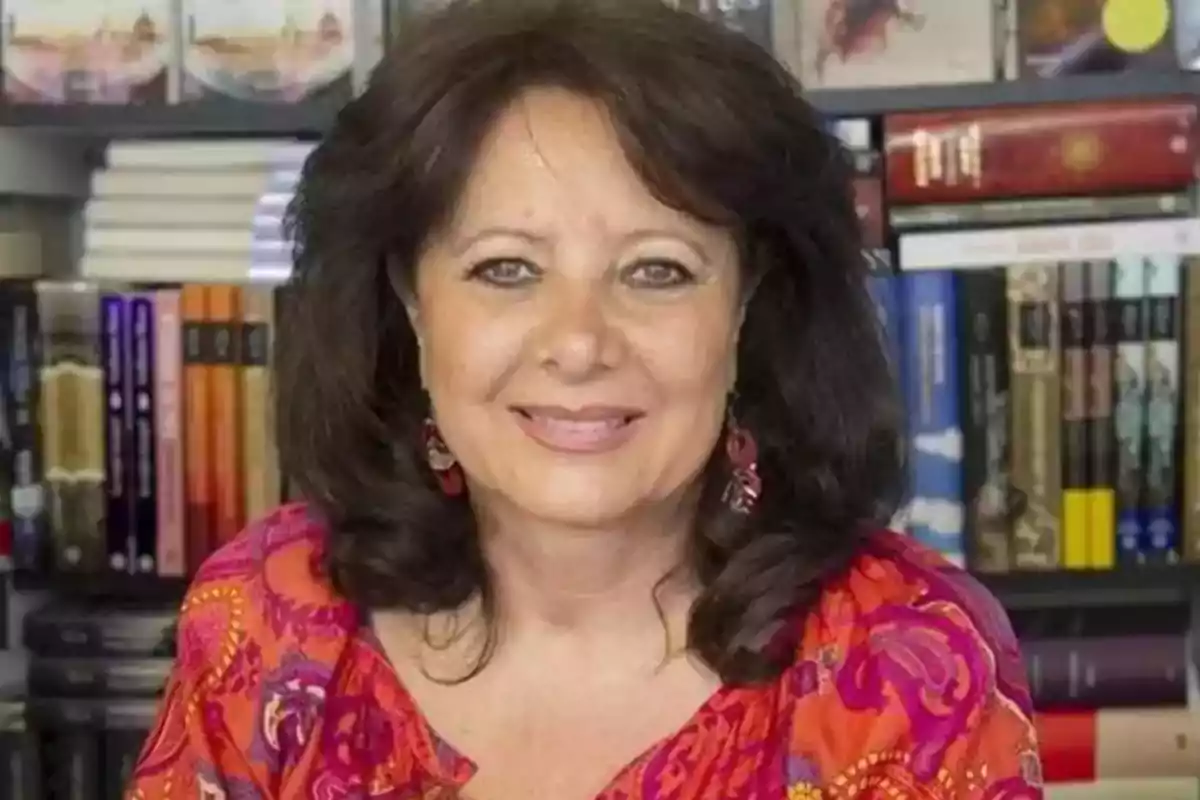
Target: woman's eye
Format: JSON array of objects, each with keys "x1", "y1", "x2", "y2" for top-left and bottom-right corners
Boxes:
[
  {"x1": 469, "y1": 258, "x2": 539, "y2": 286},
  {"x1": 626, "y1": 260, "x2": 694, "y2": 288}
]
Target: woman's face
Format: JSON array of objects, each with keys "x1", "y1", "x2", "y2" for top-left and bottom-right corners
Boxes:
[{"x1": 408, "y1": 87, "x2": 744, "y2": 528}]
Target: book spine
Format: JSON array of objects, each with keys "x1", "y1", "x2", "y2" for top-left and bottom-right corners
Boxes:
[
  {"x1": 39, "y1": 282, "x2": 106, "y2": 573},
  {"x1": 181, "y1": 285, "x2": 212, "y2": 573},
  {"x1": 1060, "y1": 262, "x2": 1090, "y2": 569},
  {"x1": 1037, "y1": 707, "x2": 1200, "y2": 784},
  {"x1": 867, "y1": 272, "x2": 903, "y2": 375},
  {"x1": 1023, "y1": 634, "x2": 1190, "y2": 709},
  {"x1": 888, "y1": 191, "x2": 1195, "y2": 232},
  {"x1": 53, "y1": 729, "x2": 99, "y2": 800},
  {"x1": 208, "y1": 285, "x2": 243, "y2": 547},
  {"x1": 130, "y1": 294, "x2": 157, "y2": 573},
  {"x1": 1113, "y1": 257, "x2": 1149, "y2": 565},
  {"x1": 1141, "y1": 255, "x2": 1182, "y2": 563},
  {"x1": 0, "y1": 286, "x2": 13, "y2": 570},
  {"x1": 1092, "y1": 707, "x2": 1200, "y2": 780},
  {"x1": 1007, "y1": 264, "x2": 1061, "y2": 569},
  {"x1": 155, "y1": 289, "x2": 185, "y2": 577},
  {"x1": 854, "y1": 176, "x2": 890, "y2": 271},
  {"x1": 241, "y1": 286, "x2": 279, "y2": 522},
  {"x1": 104, "y1": 725, "x2": 153, "y2": 800},
  {"x1": 101, "y1": 292, "x2": 132, "y2": 572},
  {"x1": 1186, "y1": 259, "x2": 1200, "y2": 562},
  {"x1": 0, "y1": 702, "x2": 37, "y2": 800},
  {"x1": 1086, "y1": 259, "x2": 1117, "y2": 569},
  {"x1": 898, "y1": 217, "x2": 1200, "y2": 272},
  {"x1": 957, "y1": 268, "x2": 1012, "y2": 572},
  {"x1": 884, "y1": 100, "x2": 1197, "y2": 204},
  {"x1": 900, "y1": 271, "x2": 965, "y2": 564},
  {"x1": 3, "y1": 282, "x2": 44, "y2": 573}
]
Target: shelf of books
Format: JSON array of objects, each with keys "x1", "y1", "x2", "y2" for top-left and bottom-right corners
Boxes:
[{"x1": 0, "y1": 1, "x2": 1198, "y2": 798}]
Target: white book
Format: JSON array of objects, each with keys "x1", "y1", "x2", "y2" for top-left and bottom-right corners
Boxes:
[
  {"x1": 84, "y1": 197, "x2": 283, "y2": 229},
  {"x1": 79, "y1": 252, "x2": 289, "y2": 284},
  {"x1": 91, "y1": 168, "x2": 301, "y2": 199},
  {"x1": 105, "y1": 139, "x2": 315, "y2": 171},
  {"x1": 85, "y1": 226, "x2": 288, "y2": 256},
  {"x1": 899, "y1": 218, "x2": 1200, "y2": 271}
]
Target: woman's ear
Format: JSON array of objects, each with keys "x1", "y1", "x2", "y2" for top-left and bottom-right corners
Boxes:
[
  {"x1": 728, "y1": 298, "x2": 749, "y2": 392},
  {"x1": 388, "y1": 256, "x2": 427, "y2": 385}
]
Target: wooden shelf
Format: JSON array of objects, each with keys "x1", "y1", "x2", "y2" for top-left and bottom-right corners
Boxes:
[
  {"x1": 11, "y1": 562, "x2": 1200, "y2": 612},
  {"x1": 0, "y1": 96, "x2": 341, "y2": 139},
  {"x1": 0, "y1": 71, "x2": 1195, "y2": 138},
  {"x1": 809, "y1": 70, "x2": 1200, "y2": 116},
  {"x1": 976, "y1": 563, "x2": 1200, "y2": 610},
  {"x1": 11, "y1": 570, "x2": 188, "y2": 601}
]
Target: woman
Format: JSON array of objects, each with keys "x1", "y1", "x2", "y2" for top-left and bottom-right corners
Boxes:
[{"x1": 129, "y1": 1, "x2": 1041, "y2": 797}]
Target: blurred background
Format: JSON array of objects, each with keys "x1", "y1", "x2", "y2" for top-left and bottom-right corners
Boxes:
[{"x1": 0, "y1": 0, "x2": 1196, "y2": 797}]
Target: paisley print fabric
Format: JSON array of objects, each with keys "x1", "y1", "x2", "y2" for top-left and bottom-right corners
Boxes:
[{"x1": 127, "y1": 503, "x2": 1043, "y2": 799}]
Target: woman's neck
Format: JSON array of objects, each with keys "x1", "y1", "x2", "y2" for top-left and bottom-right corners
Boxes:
[{"x1": 472, "y1": 496, "x2": 698, "y2": 639}]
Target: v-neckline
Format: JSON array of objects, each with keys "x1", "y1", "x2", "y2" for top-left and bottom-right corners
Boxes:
[{"x1": 356, "y1": 618, "x2": 752, "y2": 798}]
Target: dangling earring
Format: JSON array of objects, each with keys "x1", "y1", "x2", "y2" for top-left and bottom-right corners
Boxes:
[
  {"x1": 423, "y1": 417, "x2": 464, "y2": 497},
  {"x1": 722, "y1": 410, "x2": 761, "y2": 514}
]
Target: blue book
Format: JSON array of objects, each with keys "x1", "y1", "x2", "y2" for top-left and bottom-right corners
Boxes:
[
  {"x1": 867, "y1": 273, "x2": 903, "y2": 378},
  {"x1": 899, "y1": 271, "x2": 965, "y2": 564}
]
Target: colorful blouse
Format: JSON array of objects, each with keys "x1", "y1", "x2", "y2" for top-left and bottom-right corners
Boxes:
[{"x1": 127, "y1": 503, "x2": 1044, "y2": 799}]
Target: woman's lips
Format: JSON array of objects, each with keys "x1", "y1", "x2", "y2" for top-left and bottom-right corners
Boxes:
[{"x1": 510, "y1": 405, "x2": 644, "y2": 454}]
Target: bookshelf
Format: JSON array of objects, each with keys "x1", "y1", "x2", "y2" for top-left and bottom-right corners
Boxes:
[
  {"x1": 0, "y1": 34, "x2": 1192, "y2": 631},
  {"x1": 0, "y1": 71, "x2": 1195, "y2": 139},
  {"x1": 0, "y1": 97, "x2": 340, "y2": 139},
  {"x1": 810, "y1": 70, "x2": 1200, "y2": 116},
  {"x1": 976, "y1": 564, "x2": 1200, "y2": 611},
  {"x1": 9, "y1": 561, "x2": 1200, "y2": 612},
  {"x1": 1, "y1": 73, "x2": 1199, "y2": 613}
]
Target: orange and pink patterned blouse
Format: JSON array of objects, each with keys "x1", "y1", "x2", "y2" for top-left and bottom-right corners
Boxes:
[{"x1": 126, "y1": 503, "x2": 1043, "y2": 799}]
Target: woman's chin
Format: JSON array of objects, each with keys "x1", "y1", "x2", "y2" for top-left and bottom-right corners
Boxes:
[{"x1": 495, "y1": 484, "x2": 659, "y2": 530}]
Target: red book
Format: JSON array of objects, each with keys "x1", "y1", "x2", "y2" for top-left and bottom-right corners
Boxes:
[
  {"x1": 1036, "y1": 708, "x2": 1200, "y2": 783},
  {"x1": 884, "y1": 99, "x2": 1197, "y2": 205}
]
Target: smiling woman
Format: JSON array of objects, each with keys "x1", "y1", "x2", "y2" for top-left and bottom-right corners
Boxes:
[{"x1": 126, "y1": 1, "x2": 1042, "y2": 798}]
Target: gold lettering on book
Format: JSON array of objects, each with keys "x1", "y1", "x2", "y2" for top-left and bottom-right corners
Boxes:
[
  {"x1": 1061, "y1": 132, "x2": 1101, "y2": 172},
  {"x1": 912, "y1": 125, "x2": 981, "y2": 189},
  {"x1": 957, "y1": 123, "x2": 982, "y2": 188},
  {"x1": 912, "y1": 128, "x2": 945, "y2": 187}
]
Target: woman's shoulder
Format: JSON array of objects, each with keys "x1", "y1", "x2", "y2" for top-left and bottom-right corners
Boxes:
[
  {"x1": 175, "y1": 502, "x2": 360, "y2": 682},
  {"x1": 778, "y1": 529, "x2": 1041, "y2": 793},
  {"x1": 797, "y1": 527, "x2": 1029, "y2": 705}
]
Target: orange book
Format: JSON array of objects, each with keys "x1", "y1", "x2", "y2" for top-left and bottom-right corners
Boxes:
[
  {"x1": 181, "y1": 285, "x2": 212, "y2": 573},
  {"x1": 207, "y1": 284, "x2": 244, "y2": 547}
]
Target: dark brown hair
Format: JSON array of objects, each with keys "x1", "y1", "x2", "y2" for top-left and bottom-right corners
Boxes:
[{"x1": 277, "y1": 0, "x2": 905, "y2": 684}]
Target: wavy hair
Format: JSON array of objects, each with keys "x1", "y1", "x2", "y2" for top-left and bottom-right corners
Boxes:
[{"x1": 277, "y1": 0, "x2": 905, "y2": 684}]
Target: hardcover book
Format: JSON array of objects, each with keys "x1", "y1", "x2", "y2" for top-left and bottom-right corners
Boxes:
[
  {"x1": 1, "y1": 0, "x2": 175, "y2": 104},
  {"x1": 957, "y1": 268, "x2": 1013, "y2": 573},
  {"x1": 180, "y1": 0, "x2": 358, "y2": 103},
  {"x1": 900, "y1": 271, "x2": 965, "y2": 565},
  {"x1": 796, "y1": 0, "x2": 1000, "y2": 89},
  {"x1": 1112, "y1": 255, "x2": 1148, "y2": 564},
  {"x1": 1015, "y1": 0, "x2": 1176, "y2": 78},
  {"x1": 1007, "y1": 263, "x2": 1062, "y2": 569},
  {"x1": 884, "y1": 99, "x2": 1198, "y2": 205}
]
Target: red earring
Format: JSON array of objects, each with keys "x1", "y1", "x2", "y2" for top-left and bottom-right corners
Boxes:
[
  {"x1": 722, "y1": 412, "x2": 761, "y2": 514},
  {"x1": 423, "y1": 417, "x2": 464, "y2": 497}
]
